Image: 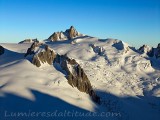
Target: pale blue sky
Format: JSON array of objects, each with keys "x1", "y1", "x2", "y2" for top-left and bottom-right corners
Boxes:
[{"x1": 0, "y1": 0, "x2": 160, "y2": 48}]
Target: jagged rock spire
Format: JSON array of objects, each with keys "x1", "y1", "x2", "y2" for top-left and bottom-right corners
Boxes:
[
  {"x1": 68, "y1": 26, "x2": 78, "y2": 39},
  {"x1": 138, "y1": 44, "x2": 151, "y2": 54},
  {"x1": 48, "y1": 26, "x2": 80, "y2": 41}
]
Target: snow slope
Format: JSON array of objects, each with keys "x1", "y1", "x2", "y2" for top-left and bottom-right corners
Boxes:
[{"x1": 0, "y1": 36, "x2": 160, "y2": 120}]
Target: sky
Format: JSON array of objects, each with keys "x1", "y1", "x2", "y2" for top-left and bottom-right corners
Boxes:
[{"x1": 0, "y1": 0, "x2": 160, "y2": 48}]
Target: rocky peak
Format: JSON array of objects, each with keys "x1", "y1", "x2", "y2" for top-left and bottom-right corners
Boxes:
[
  {"x1": 24, "y1": 42, "x2": 41, "y2": 57},
  {"x1": 49, "y1": 32, "x2": 59, "y2": 41},
  {"x1": 0, "y1": 45, "x2": 5, "y2": 55},
  {"x1": 138, "y1": 44, "x2": 151, "y2": 54},
  {"x1": 138, "y1": 43, "x2": 160, "y2": 58},
  {"x1": 68, "y1": 26, "x2": 78, "y2": 39},
  {"x1": 48, "y1": 26, "x2": 80, "y2": 41}
]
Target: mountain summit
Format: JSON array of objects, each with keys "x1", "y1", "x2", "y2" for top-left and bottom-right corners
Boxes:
[{"x1": 48, "y1": 26, "x2": 81, "y2": 41}]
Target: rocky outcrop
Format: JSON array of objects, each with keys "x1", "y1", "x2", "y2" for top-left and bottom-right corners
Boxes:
[
  {"x1": 24, "y1": 42, "x2": 40, "y2": 57},
  {"x1": 68, "y1": 26, "x2": 79, "y2": 39},
  {"x1": 19, "y1": 38, "x2": 39, "y2": 44},
  {"x1": 54, "y1": 55, "x2": 100, "y2": 103},
  {"x1": 32, "y1": 45, "x2": 56, "y2": 67},
  {"x1": 48, "y1": 26, "x2": 80, "y2": 41},
  {"x1": 49, "y1": 31, "x2": 68, "y2": 41},
  {"x1": 138, "y1": 45, "x2": 152, "y2": 55},
  {"x1": 0, "y1": 45, "x2": 5, "y2": 55},
  {"x1": 49, "y1": 32, "x2": 60, "y2": 41},
  {"x1": 24, "y1": 43, "x2": 100, "y2": 103},
  {"x1": 139, "y1": 43, "x2": 160, "y2": 58},
  {"x1": 24, "y1": 42, "x2": 56, "y2": 67},
  {"x1": 90, "y1": 44, "x2": 104, "y2": 55},
  {"x1": 112, "y1": 40, "x2": 130, "y2": 54},
  {"x1": 57, "y1": 55, "x2": 92, "y2": 93}
]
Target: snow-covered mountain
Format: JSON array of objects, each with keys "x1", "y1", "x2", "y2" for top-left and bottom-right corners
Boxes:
[{"x1": 0, "y1": 27, "x2": 160, "y2": 120}]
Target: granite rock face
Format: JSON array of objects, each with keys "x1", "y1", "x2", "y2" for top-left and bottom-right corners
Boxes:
[
  {"x1": 48, "y1": 26, "x2": 80, "y2": 41},
  {"x1": 54, "y1": 55, "x2": 100, "y2": 103},
  {"x1": 24, "y1": 42, "x2": 40, "y2": 57},
  {"x1": 24, "y1": 43, "x2": 100, "y2": 103},
  {"x1": 48, "y1": 32, "x2": 61, "y2": 41},
  {"x1": 68, "y1": 26, "x2": 79, "y2": 39},
  {"x1": 32, "y1": 45, "x2": 56, "y2": 67},
  {"x1": 0, "y1": 45, "x2": 5, "y2": 55},
  {"x1": 24, "y1": 42, "x2": 56, "y2": 67}
]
